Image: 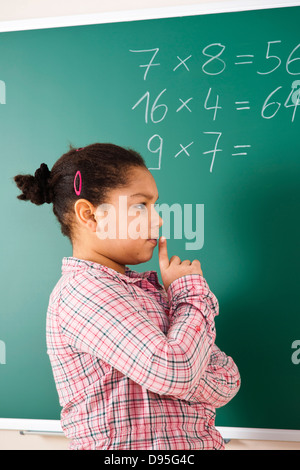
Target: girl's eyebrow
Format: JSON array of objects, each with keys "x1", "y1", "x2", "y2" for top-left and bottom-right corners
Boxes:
[{"x1": 130, "y1": 193, "x2": 159, "y2": 201}]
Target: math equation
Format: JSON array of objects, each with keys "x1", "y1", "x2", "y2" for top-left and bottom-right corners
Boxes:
[{"x1": 129, "y1": 42, "x2": 300, "y2": 172}]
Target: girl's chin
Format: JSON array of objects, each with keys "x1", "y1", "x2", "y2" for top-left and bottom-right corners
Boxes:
[{"x1": 129, "y1": 247, "x2": 156, "y2": 265}]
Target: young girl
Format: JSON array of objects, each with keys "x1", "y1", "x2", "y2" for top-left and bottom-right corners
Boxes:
[{"x1": 14, "y1": 143, "x2": 240, "y2": 450}]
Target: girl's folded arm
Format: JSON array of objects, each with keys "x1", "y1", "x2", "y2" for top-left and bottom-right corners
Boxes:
[
  {"x1": 58, "y1": 272, "x2": 218, "y2": 401},
  {"x1": 186, "y1": 344, "x2": 241, "y2": 407}
]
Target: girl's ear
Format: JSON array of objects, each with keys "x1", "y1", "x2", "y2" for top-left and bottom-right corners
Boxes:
[{"x1": 74, "y1": 199, "x2": 97, "y2": 231}]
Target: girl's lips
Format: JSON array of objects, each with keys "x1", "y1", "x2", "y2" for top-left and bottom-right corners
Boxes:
[{"x1": 147, "y1": 239, "x2": 158, "y2": 246}]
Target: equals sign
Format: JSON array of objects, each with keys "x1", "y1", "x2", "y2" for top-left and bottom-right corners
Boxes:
[
  {"x1": 235, "y1": 101, "x2": 250, "y2": 110},
  {"x1": 232, "y1": 145, "x2": 251, "y2": 156},
  {"x1": 235, "y1": 54, "x2": 254, "y2": 65}
]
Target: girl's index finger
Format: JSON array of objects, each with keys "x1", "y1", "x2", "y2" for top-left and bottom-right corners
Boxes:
[{"x1": 158, "y1": 236, "x2": 169, "y2": 270}]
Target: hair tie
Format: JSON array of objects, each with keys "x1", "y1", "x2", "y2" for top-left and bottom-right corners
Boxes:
[
  {"x1": 76, "y1": 147, "x2": 84, "y2": 152},
  {"x1": 74, "y1": 170, "x2": 82, "y2": 196},
  {"x1": 35, "y1": 163, "x2": 53, "y2": 204}
]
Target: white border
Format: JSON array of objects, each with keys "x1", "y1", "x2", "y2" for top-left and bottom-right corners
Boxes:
[
  {"x1": 0, "y1": 1, "x2": 299, "y2": 32},
  {"x1": 217, "y1": 427, "x2": 300, "y2": 442},
  {"x1": 0, "y1": 419, "x2": 63, "y2": 433},
  {"x1": 1, "y1": 0, "x2": 300, "y2": 442},
  {"x1": 0, "y1": 419, "x2": 300, "y2": 441}
]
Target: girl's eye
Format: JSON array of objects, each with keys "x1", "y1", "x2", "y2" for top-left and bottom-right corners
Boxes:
[
  {"x1": 135, "y1": 203, "x2": 147, "y2": 210},
  {"x1": 133, "y1": 202, "x2": 159, "y2": 210}
]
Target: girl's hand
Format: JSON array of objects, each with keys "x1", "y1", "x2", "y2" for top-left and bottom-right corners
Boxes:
[{"x1": 158, "y1": 236, "x2": 203, "y2": 292}]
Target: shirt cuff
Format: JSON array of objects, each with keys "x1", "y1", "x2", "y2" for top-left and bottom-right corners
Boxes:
[
  {"x1": 167, "y1": 274, "x2": 209, "y2": 298},
  {"x1": 166, "y1": 274, "x2": 219, "y2": 319}
]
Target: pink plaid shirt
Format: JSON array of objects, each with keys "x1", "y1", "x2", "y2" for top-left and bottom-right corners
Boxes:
[{"x1": 46, "y1": 257, "x2": 240, "y2": 450}]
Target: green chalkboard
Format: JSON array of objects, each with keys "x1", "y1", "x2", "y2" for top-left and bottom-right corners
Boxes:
[{"x1": 1, "y1": 5, "x2": 300, "y2": 434}]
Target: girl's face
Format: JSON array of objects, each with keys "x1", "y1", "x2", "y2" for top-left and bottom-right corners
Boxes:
[{"x1": 73, "y1": 167, "x2": 163, "y2": 273}]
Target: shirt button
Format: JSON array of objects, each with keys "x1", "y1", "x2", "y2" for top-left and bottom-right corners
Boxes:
[{"x1": 195, "y1": 325, "x2": 201, "y2": 331}]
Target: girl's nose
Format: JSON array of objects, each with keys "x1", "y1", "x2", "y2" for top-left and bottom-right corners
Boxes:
[{"x1": 151, "y1": 206, "x2": 163, "y2": 227}]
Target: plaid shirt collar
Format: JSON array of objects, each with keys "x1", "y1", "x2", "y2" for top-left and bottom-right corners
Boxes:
[{"x1": 62, "y1": 256, "x2": 164, "y2": 290}]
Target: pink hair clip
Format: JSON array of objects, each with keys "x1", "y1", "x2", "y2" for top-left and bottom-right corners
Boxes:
[
  {"x1": 76, "y1": 147, "x2": 84, "y2": 152},
  {"x1": 74, "y1": 170, "x2": 82, "y2": 196}
]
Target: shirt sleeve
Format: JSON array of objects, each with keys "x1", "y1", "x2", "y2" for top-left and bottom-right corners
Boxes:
[
  {"x1": 187, "y1": 344, "x2": 241, "y2": 407},
  {"x1": 166, "y1": 276, "x2": 240, "y2": 407},
  {"x1": 58, "y1": 271, "x2": 225, "y2": 402}
]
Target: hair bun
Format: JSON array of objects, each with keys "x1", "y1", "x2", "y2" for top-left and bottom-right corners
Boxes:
[{"x1": 14, "y1": 163, "x2": 54, "y2": 205}]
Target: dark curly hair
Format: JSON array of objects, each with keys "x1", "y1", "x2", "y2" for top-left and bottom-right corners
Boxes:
[{"x1": 13, "y1": 143, "x2": 147, "y2": 242}]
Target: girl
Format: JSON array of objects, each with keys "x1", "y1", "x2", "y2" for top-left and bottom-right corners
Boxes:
[{"x1": 14, "y1": 143, "x2": 240, "y2": 450}]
